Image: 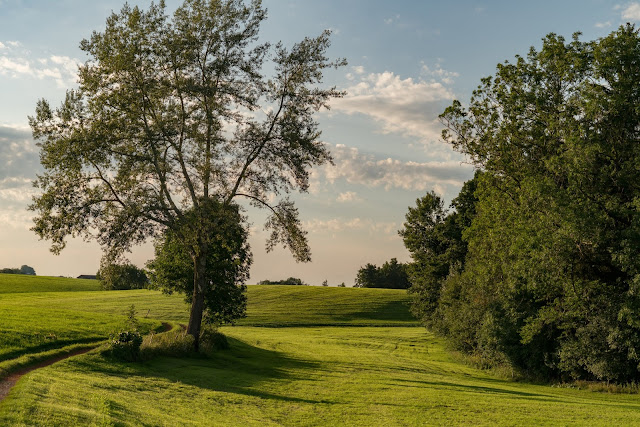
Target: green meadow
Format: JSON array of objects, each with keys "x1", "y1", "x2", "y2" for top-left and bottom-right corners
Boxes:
[{"x1": 1, "y1": 275, "x2": 640, "y2": 425}]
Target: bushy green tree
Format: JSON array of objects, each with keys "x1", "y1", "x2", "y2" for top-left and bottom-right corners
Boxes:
[
  {"x1": 28, "y1": 0, "x2": 345, "y2": 349},
  {"x1": 19, "y1": 265, "x2": 36, "y2": 275},
  {"x1": 146, "y1": 201, "x2": 250, "y2": 326},
  {"x1": 399, "y1": 174, "x2": 478, "y2": 326},
  {"x1": 97, "y1": 262, "x2": 148, "y2": 290},
  {"x1": 431, "y1": 25, "x2": 640, "y2": 381},
  {"x1": 354, "y1": 258, "x2": 410, "y2": 289}
]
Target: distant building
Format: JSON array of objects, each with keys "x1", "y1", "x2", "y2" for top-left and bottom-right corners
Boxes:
[{"x1": 77, "y1": 275, "x2": 97, "y2": 280}]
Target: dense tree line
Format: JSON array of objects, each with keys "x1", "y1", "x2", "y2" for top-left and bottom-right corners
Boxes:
[
  {"x1": 258, "y1": 277, "x2": 307, "y2": 286},
  {"x1": 0, "y1": 265, "x2": 36, "y2": 275},
  {"x1": 354, "y1": 258, "x2": 410, "y2": 289},
  {"x1": 403, "y1": 26, "x2": 640, "y2": 382},
  {"x1": 97, "y1": 262, "x2": 148, "y2": 290}
]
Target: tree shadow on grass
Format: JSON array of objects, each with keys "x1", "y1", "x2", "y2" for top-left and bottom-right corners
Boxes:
[
  {"x1": 335, "y1": 300, "x2": 418, "y2": 324},
  {"x1": 70, "y1": 336, "x2": 325, "y2": 404}
]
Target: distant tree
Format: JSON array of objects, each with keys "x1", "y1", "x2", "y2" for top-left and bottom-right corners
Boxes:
[
  {"x1": 338, "y1": 282, "x2": 346, "y2": 287},
  {"x1": 19, "y1": 265, "x2": 36, "y2": 275},
  {"x1": 354, "y1": 258, "x2": 410, "y2": 289},
  {"x1": 28, "y1": 0, "x2": 345, "y2": 349},
  {"x1": 0, "y1": 265, "x2": 36, "y2": 275},
  {"x1": 98, "y1": 262, "x2": 148, "y2": 290},
  {"x1": 258, "y1": 277, "x2": 307, "y2": 286},
  {"x1": 354, "y1": 263, "x2": 379, "y2": 288},
  {"x1": 322, "y1": 279, "x2": 328, "y2": 287}
]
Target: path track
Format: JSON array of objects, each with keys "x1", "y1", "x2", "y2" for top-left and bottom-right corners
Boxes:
[
  {"x1": 0, "y1": 347, "x2": 95, "y2": 402},
  {"x1": 0, "y1": 322, "x2": 173, "y2": 402}
]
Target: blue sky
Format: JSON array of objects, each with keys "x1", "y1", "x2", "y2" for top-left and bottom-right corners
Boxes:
[{"x1": 0, "y1": 0, "x2": 636, "y2": 284}]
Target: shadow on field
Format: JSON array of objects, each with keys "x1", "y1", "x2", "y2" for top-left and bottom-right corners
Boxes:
[
  {"x1": 336, "y1": 300, "x2": 416, "y2": 323},
  {"x1": 71, "y1": 337, "x2": 323, "y2": 404}
]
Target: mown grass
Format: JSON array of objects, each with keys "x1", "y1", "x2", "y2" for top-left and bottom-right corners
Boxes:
[
  {"x1": 240, "y1": 285, "x2": 417, "y2": 326},
  {"x1": 3, "y1": 327, "x2": 640, "y2": 426},
  {"x1": 2, "y1": 277, "x2": 640, "y2": 425},
  {"x1": 0, "y1": 276, "x2": 161, "y2": 368},
  {"x1": 0, "y1": 274, "x2": 100, "y2": 293},
  {"x1": 0, "y1": 283, "x2": 417, "y2": 327},
  {"x1": 0, "y1": 282, "x2": 413, "y2": 376}
]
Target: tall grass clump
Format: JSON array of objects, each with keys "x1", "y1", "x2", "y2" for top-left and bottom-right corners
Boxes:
[{"x1": 140, "y1": 325, "x2": 228, "y2": 360}]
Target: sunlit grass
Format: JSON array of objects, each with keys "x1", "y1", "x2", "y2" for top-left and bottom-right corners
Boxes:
[
  {"x1": 0, "y1": 274, "x2": 100, "y2": 293},
  {"x1": 3, "y1": 328, "x2": 640, "y2": 426},
  {"x1": 3, "y1": 277, "x2": 640, "y2": 425}
]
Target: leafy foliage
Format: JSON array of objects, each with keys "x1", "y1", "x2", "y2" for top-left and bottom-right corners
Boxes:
[
  {"x1": 354, "y1": 258, "x2": 410, "y2": 289},
  {"x1": 399, "y1": 175, "x2": 478, "y2": 325},
  {"x1": 105, "y1": 305, "x2": 143, "y2": 361},
  {"x1": 97, "y1": 262, "x2": 148, "y2": 290},
  {"x1": 413, "y1": 25, "x2": 640, "y2": 382},
  {"x1": 146, "y1": 202, "x2": 250, "y2": 326}
]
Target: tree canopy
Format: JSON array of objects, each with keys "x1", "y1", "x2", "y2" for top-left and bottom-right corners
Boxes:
[
  {"x1": 146, "y1": 201, "x2": 250, "y2": 325},
  {"x1": 354, "y1": 258, "x2": 410, "y2": 289},
  {"x1": 29, "y1": 0, "x2": 345, "y2": 348},
  {"x1": 399, "y1": 174, "x2": 478, "y2": 325},
  {"x1": 0, "y1": 265, "x2": 36, "y2": 275},
  {"x1": 407, "y1": 25, "x2": 640, "y2": 382},
  {"x1": 97, "y1": 262, "x2": 148, "y2": 290}
]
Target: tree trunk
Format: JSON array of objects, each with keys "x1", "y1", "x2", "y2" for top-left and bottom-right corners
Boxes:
[{"x1": 187, "y1": 251, "x2": 207, "y2": 351}]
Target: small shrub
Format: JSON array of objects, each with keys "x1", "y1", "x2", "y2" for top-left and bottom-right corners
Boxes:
[
  {"x1": 103, "y1": 304, "x2": 143, "y2": 361},
  {"x1": 106, "y1": 330, "x2": 143, "y2": 361},
  {"x1": 139, "y1": 325, "x2": 229, "y2": 360}
]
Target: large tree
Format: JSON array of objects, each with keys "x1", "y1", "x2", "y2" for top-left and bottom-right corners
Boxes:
[
  {"x1": 29, "y1": 0, "x2": 345, "y2": 349},
  {"x1": 434, "y1": 25, "x2": 640, "y2": 381}
]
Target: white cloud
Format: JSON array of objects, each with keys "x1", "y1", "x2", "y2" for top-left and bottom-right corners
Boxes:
[
  {"x1": 421, "y1": 63, "x2": 459, "y2": 85},
  {"x1": 0, "y1": 42, "x2": 5, "y2": 50},
  {"x1": 0, "y1": 44, "x2": 79, "y2": 87},
  {"x1": 0, "y1": 185, "x2": 36, "y2": 203},
  {"x1": 595, "y1": 21, "x2": 612, "y2": 28},
  {"x1": 6, "y1": 41, "x2": 21, "y2": 48},
  {"x1": 317, "y1": 143, "x2": 472, "y2": 192},
  {"x1": 622, "y1": 3, "x2": 640, "y2": 20},
  {"x1": 303, "y1": 217, "x2": 397, "y2": 236},
  {"x1": 0, "y1": 210, "x2": 33, "y2": 230},
  {"x1": 384, "y1": 14, "x2": 400, "y2": 25},
  {"x1": 0, "y1": 126, "x2": 41, "y2": 230},
  {"x1": 0, "y1": 56, "x2": 32, "y2": 75},
  {"x1": 331, "y1": 68, "x2": 456, "y2": 146},
  {"x1": 336, "y1": 191, "x2": 362, "y2": 203}
]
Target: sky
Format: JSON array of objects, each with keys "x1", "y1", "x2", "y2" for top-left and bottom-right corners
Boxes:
[{"x1": 0, "y1": 0, "x2": 637, "y2": 285}]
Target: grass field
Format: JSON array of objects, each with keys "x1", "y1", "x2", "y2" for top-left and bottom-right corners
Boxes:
[
  {"x1": 1, "y1": 275, "x2": 640, "y2": 425},
  {"x1": 0, "y1": 274, "x2": 101, "y2": 293}
]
